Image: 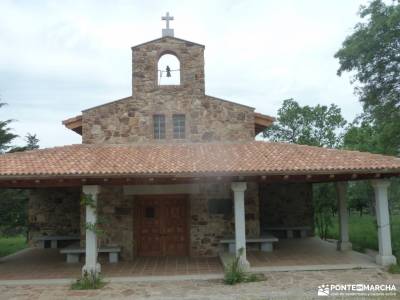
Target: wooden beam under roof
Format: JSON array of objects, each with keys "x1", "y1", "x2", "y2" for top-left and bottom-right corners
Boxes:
[
  {"x1": 0, "y1": 172, "x2": 398, "y2": 188},
  {"x1": 254, "y1": 112, "x2": 275, "y2": 135},
  {"x1": 62, "y1": 115, "x2": 82, "y2": 135}
]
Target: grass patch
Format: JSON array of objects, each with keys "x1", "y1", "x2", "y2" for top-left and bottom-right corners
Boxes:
[
  {"x1": 325, "y1": 214, "x2": 400, "y2": 257},
  {"x1": 71, "y1": 271, "x2": 106, "y2": 290},
  {"x1": 0, "y1": 235, "x2": 27, "y2": 257},
  {"x1": 224, "y1": 266, "x2": 265, "y2": 285},
  {"x1": 224, "y1": 256, "x2": 246, "y2": 285},
  {"x1": 224, "y1": 249, "x2": 266, "y2": 285},
  {"x1": 388, "y1": 264, "x2": 400, "y2": 274},
  {"x1": 324, "y1": 213, "x2": 400, "y2": 270}
]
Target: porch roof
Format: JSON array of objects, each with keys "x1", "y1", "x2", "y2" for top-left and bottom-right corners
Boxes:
[{"x1": 0, "y1": 141, "x2": 399, "y2": 185}]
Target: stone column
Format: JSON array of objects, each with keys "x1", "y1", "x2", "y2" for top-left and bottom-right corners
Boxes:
[
  {"x1": 82, "y1": 185, "x2": 101, "y2": 276},
  {"x1": 231, "y1": 182, "x2": 249, "y2": 269},
  {"x1": 336, "y1": 182, "x2": 352, "y2": 251},
  {"x1": 371, "y1": 180, "x2": 397, "y2": 266}
]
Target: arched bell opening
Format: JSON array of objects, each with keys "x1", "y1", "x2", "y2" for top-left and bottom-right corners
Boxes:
[{"x1": 157, "y1": 53, "x2": 181, "y2": 85}]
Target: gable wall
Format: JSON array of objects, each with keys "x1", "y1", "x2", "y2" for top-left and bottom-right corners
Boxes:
[
  {"x1": 81, "y1": 37, "x2": 256, "y2": 144},
  {"x1": 82, "y1": 95, "x2": 255, "y2": 144}
]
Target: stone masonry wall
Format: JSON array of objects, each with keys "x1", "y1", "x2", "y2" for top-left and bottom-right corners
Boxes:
[
  {"x1": 132, "y1": 37, "x2": 205, "y2": 97},
  {"x1": 190, "y1": 182, "x2": 259, "y2": 256},
  {"x1": 79, "y1": 186, "x2": 134, "y2": 260},
  {"x1": 28, "y1": 188, "x2": 80, "y2": 245},
  {"x1": 82, "y1": 37, "x2": 255, "y2": 144},
  {"x1": 80, "y1": 183, "x2": 259, "y2": 259},
  {"x1": 82, "y1": 95, "x2": 255, "y2": 144},
  {"x1": 98, "y1": 187, "x2": 134, "y2": 260},
  {"x1": 259, "y1": 183, "x2": 314, "y2": 236}
]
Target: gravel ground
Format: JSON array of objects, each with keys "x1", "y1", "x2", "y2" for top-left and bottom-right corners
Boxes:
[{"x1": 0, "y1": 269, "x2": 399, "y2": 300}]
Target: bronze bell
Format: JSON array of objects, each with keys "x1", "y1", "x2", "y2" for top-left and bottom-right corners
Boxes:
[{"x1": 166, "y1": 65, "x2": 171, "y2": 77}]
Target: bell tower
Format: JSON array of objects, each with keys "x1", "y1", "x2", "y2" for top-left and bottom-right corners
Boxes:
[{"x1": 131, "y1": 13, "x2": 205, "y2": 97}]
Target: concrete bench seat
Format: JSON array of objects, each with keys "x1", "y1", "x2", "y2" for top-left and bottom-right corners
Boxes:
[
  {"x1": 265, "y1": 226, "x2": 311, "y2": 239},
  {"x1": 220, "y1": 234, "x2": 279, "y2": 253},
  {"x1": 33, "y1": 235, "x2": 80, "y2": 249},
  {"x1": 60, "y1": 244, "x2": 121, "y2": 264}
]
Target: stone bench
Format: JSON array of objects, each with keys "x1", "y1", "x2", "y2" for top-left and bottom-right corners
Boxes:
[
  {"x1": 266, "y1": 226, "x2": 311, "y2": 239},
  {"x1": 220, "y1": 234, "x2": 279, "y2": 253},
  {"x1": 60, "y1": 244, "x2": 121, "y2": 264},
  {"x1": 33, "y1": 235, "x2": 80, "y2": 249}
]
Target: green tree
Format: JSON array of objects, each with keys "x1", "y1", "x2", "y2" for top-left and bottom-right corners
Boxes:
[
  {"x1": 344, "y1": 118, "x2": 380, "y2": 153},
  {"x1": 336, "y1": 1, "x2": 400, "y2": 261},
  {"x1": 0, "y1": 189, "x2": 28, "y2": 236},
  {"x1": 8, "y1": 133, "x2": 40, "y2": 153},
  {"x1": 25, "y1": 133, "x2": 39, "y2": 150},
  {"x1": 0, "y1": 103, "x2": 17, "y2": 153},
  {"x1": 335, "y1": 0, "x2": 400, "y2": 155},
  {"x1": 263, "y1": 98, "x2": 346, "y2": 148},
  {"x1": 348, "y1": 181, "x2": 375, "y2": 216},
  {"x1": 313, "y1": 183, "x2": 337, "y2": 240},
  {"x1": 337, "y1": 0, "x2": 400, "y2": 204}
]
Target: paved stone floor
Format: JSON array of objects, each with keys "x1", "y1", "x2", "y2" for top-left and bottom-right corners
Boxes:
[
  {"x1": 248, "y1": 238, "x2": 376, "y2": 267},
  {"x1": 0, "y1": 238, "x2": 377, "y2": 280},
  {"x1": 0, "y1": 269, "x2": 398, "y2": 299},
  {"x1": 0, "y1": 249, "x2": 222, "y2": 280}
]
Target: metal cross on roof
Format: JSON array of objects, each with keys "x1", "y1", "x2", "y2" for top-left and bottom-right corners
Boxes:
[{"x1": 161, "y1": 12, "x2": 174, "y2": 37}]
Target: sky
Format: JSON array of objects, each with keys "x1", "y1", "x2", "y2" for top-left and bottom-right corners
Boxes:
[{"x1": 0, "y1": 0, "x2": 369, "y2": 148}]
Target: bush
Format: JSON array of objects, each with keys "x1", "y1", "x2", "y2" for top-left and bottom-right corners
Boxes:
[
  {"x1": 224, "y1": 249, "x2": 246, "y2": 285},
  {"x1": 71, "y1": 271, "x2": 106, "y2": 290},
  {"x1": 224, "y1": 260, "x2": 246, "y2": 285}
]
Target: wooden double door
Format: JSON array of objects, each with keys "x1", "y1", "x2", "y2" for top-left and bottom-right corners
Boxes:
[{"x1": 136, "y1": 195, "x2": 189, "y2": 257}]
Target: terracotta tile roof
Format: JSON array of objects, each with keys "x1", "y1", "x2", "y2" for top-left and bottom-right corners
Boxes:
[{"x1": 0, "y1": 141, "x2": 399, "y2": 178}]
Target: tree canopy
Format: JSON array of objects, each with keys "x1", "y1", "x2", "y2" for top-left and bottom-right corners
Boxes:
[
  {"x1": 8, "y1": 133, "x2": 40, "y2": 153},
  {"x1": 263, "y1": 98, "x2": 346, "y2": 148},
  {"x1": 0, "y1": 103, "x2": 17, "y2": 153},
  {"x1": 336, "y1": 0, "x2": 400, "y2": 217},
  {"x1": 335, "y1": 0, "x2": 400, "y2": 155},
  {"x1": 335, "y1": 0, "x2": 400, "y2": 110}
]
